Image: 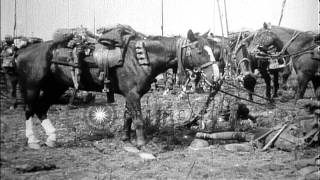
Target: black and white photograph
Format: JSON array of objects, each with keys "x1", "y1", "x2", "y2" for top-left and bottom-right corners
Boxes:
[{"x1": 0, "y1": 0, "x2": 319, "y2": 179}]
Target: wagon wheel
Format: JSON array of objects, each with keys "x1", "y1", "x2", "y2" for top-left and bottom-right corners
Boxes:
[{"x1": 84, "y1": 104, "x2": 118, "y2": 135}]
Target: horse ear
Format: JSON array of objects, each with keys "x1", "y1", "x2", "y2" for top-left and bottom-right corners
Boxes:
[
  {"x1": 267, "y1": 22, "x2": 272, "y2": 29},
  {"x1": 187, "y1": 29, "x2": 197, "y2": 42},
  {"x1": 263, "y1": 22, "x2": 272, "y2": 30},
  {"x1": 263, "y1": 22, "x2": 268, "y2": 29},
  {"x1": 202, "y1": 30, "x2": 210, "y2": 38}
]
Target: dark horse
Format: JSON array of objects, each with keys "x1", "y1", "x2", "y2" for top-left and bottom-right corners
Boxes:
[
  {"x1": 230, "y1": 32, "x2": 258, "y2": 101},
  {"x1": 15, "y1": 28, "x2": 219, "y2": 149},
  {"x1": 247, "y1": 23, "x2": 319, "y2": 100}
]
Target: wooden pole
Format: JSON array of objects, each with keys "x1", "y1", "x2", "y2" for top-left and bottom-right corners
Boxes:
[
  {"x1": 161, "y1": 0, "x2": 164, "y2": 36},
  {"x1": 0, "y1": 0, "x2": 2, "y2": 41},
  {"x1": 68, "y1": 0, "x2": 70, "y2": 28},
  {"x1": 212, "y1": 0, "x2": 215, "y2": 34},
  {"x1": 13, "y1": 0, "x2": 17, "y2": 37},
  {"x1": 216, "y1": 0, "x2": 224, "y2": 38},
  {"x1": 223, "y1": 0, "x2": 229, "y2": 36},
  {"x1": 93, "y1": 0, "x2": 96, "y2": 35},
  {"x1": 262, "y1": 123, "x2": 288, "y2": 151},
  {"x1": 25, "y1": 0, "x2": 28, "y2": 36},
  {"x1": 278, "y1": 0, "x2": 287, "y2": 26}
]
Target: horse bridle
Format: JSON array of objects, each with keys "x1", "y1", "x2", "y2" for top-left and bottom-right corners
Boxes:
[{"x1": 176, "y1": 39, "x2": 221, "y2": 92}]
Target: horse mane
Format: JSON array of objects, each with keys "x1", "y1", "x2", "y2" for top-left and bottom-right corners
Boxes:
[
  {"x1": 270, "y1": 25, "x2": 314, "y2": 47},
  {"x1": 270, "y1": 25, "x2": 300, "y2": 34}
]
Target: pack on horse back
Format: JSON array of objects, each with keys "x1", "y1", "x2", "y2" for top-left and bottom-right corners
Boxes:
[{"x1": 50, "y1": 25, "x2": 144, "y2": 103}]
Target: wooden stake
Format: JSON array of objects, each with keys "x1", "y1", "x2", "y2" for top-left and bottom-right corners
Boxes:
[
  {"x1": 278, "y1": 0, "x2": 287, "y2": 26},
  {"x1": 262, "y1": 123, "x2": 288, "y2": 151}
]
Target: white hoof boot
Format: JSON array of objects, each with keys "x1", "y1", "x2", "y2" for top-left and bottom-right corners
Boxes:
[
  {"x1": 28, "y1": 142, "x2": 41, "y2": 150},
  {"x1": 45, "y1": 140, "x2": 56, "y2": 148}
]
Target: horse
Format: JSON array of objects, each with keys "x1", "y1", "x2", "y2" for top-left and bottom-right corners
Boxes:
[
  {"x1": 247, "y1": 23, "x2": 319, "y2": 100},
  {"x1": 160, "y1": 33, "x2": 226, "y2": 94},
  {"x1": 15, "y1": 27, "x2": 220, "y2": 149},
  {"x1": 232, "y1": 40, "x2": 258, "y2": 101}
]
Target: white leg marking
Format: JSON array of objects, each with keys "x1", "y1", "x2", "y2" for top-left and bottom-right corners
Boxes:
[
  {"x1": 25, "y1": 117, "x2": 40, "y2": 144},
  {"x1": 41, "y1": 119, "x2": 56, "y2": 142}
]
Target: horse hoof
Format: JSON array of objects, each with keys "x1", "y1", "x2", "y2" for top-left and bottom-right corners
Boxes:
[
  {"x1": 45, "y1": 140, "x2": 56, "y2": 148},
  {"x1": 28, "y1": 143, "x2": 41, "y2": 150}
]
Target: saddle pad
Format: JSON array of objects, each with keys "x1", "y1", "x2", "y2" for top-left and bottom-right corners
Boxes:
[{"x1": 93, "y1": 44, "x2": 123, "y2": 69}]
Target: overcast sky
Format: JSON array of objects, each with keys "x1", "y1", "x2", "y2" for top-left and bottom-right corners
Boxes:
[{"x1": 1, "y1": 0, "x2": 318, "y2": 40}]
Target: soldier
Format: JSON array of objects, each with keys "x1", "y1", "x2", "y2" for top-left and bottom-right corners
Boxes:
[
  {"x1": 1, "y1": 35, "x2": 15, "y2": 57},
  {"x1": 1, "y1": 35, "x2": 18, "y2": 109}
]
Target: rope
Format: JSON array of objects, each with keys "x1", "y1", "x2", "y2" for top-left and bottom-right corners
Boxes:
[
  {"x1": 201, "y1": 73, "x2": 271, "y2": 107},
  {"x1": 223, "y1": 81, "x2": 272, "y2": 101},
  {"x1": 218, "y1": 89, "x2": 268, "y2": 106}
]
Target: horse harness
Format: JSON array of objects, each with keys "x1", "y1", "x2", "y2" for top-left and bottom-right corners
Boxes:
[
  {"x1": 254, "y1": 31, "x2": 319, "y2": 70},
  {"x1": 176, "y1": 39, "x2": 221, "y2": 94}
]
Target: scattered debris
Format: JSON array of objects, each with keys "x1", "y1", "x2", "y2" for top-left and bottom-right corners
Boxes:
[
  {"x1": 123, "y1": 145, "x2": 156, "y2": 160},
  {"x1": 262, "y1": 123, "x2": 289, "y2": 151},
  {"x1": 14, "y1": 160, "x2": 57, "y2": 173},
  {"x1": 138, "y1": 152, "x2": 156, "y2": 160},
  {"x1": 123, "y1": 146, "x2": 140, "y2": 153},
  {"x1": 297, "y1": 166, "x2": 318, "y2": 177},
  {"x1": 293, "y1": 156, "x2": 319, "y2": 170},
  {"x1": 224, "y1": 143, "x2": 253, "y2": 152},
  {"x1": 188, "y1": 139, "x2": 209, "y2": 150},
  {"x1": 195, "y1": 131, "x2": 254, "y2": 142}
]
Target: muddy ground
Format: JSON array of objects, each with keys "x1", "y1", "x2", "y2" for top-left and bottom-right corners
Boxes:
[{"x1": 0, "y1": 78, "x2": 319, "y2": 180}]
